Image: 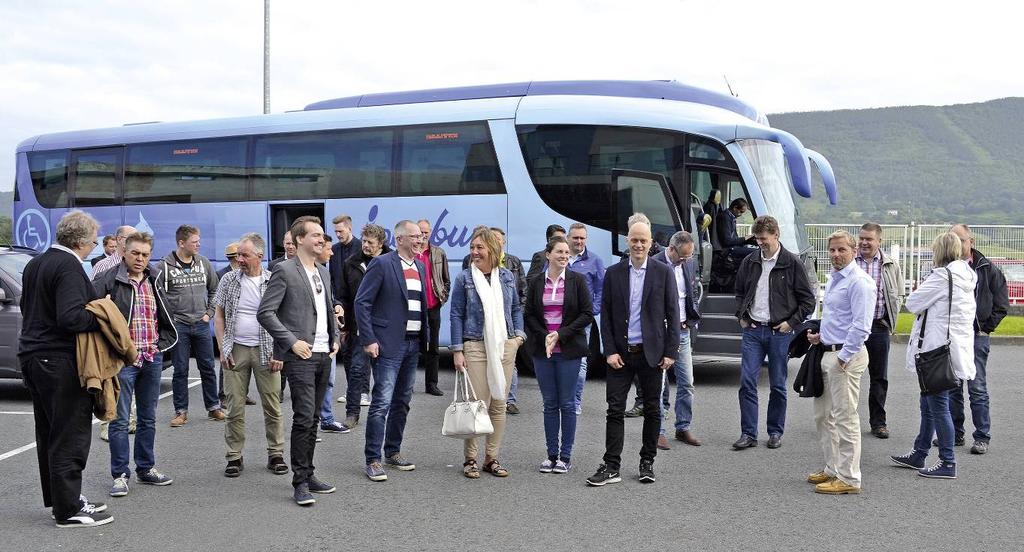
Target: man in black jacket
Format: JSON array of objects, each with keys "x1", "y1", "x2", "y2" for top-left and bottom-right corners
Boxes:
[
  {"x1": 950, "y1": 224, "x2": 1008, "y2": 454},
  {"x1": 526, "y1": 224, "x2": 566, "y2": 280},
  {"x1": 587, "y1": 219, "x2": 679, "y2": 486},
  {"x1": 732, "y1": 215, "x2": 816, "y2": 451},
  {"x1": 19, "y1": 210, "x2": 112, "y2": 527}
]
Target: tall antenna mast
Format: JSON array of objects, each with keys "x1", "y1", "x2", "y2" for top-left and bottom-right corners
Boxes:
[{"x1": 263, "y1": 0, "x2": 270, "y2": 114}]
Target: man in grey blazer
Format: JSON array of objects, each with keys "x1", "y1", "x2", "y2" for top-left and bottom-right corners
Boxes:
[{"x1": 258, "y1": 216, "x2": 340, "y2": 507}]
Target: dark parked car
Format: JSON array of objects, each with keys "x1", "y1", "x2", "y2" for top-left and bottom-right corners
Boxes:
[{"x1": 0, "y1": 246, "x2": 37, "y2": 378}]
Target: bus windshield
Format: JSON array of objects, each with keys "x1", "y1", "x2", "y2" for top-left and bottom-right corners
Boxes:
[{"x1": 737, "y1": 139, "x2": 807, "y2": 253}]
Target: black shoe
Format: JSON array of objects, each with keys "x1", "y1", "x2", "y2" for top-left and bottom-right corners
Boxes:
[
  {"x1": 638, "y1": 460, "x2": 655, "y2": 484},
  {"x1": 970, "y1": 441, "x2": 989, "y2": 455},
  {"x1": 307, "y1": 475, "x2": 336, "y2": 494},
  {"x1": 506, "y1": 403, "x2": 520, "y2": 415},
  {"x1": 56, "y1": 506, "x2": 114, "y2": 528},
  {"x1": 293, "y1": 483, "x2": 315, "y2": 506},
  {"x1": 225, "y1": 458, "x2": 243, "y2": 478},
  {"x1": 267, "y1": 456, "x2": 288, "y2": 475},
  {"x1": 732, "y1": 435, "x2": 757, "y2": 450},
  {"x1": 766, "y1": 434, "x2": 783, "y2": 449},
  {"x1": 586, "y1": 464, "x2": 622, "y2": 486},
  {"x1": 425, "y1": 385, "x2": 444, "y2": 396},
  {"x1": 933, "y1": 435, "x2": 966, "y2": 447},
  {"x1": 871, "y1": 426, "x2": 890, "y2": 439},
  {"x1": 624, "y1": 406, "x2": 643, "y2": 418}
]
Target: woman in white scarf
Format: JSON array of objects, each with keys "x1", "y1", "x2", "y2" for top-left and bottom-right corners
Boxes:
[{"x1": 450, "y1": 227, "x2": 525, "y2": 479}]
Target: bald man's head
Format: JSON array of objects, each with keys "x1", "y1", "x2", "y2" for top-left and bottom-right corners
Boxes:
[{"x1": 116, "y1": 225, "x2": 137, "y2": 254}]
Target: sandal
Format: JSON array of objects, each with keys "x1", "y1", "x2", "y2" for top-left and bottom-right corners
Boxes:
[
  {"x1": 483, "y1": 458, "x2": 509, "y2": 477},
  {"x1": 463, "y1": 459, "x2": 480, "y2": 479}
]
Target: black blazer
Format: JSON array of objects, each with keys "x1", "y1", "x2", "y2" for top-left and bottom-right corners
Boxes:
[
  {"x1": 523, "y1": 270, "x2": 594, "y2": 360},
  {"x1": 601, "y1": 257, "x2": 680, "y2": 367}
]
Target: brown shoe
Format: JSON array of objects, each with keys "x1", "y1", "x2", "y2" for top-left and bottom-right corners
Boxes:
[
  {"x1": 208, "y1": 409, "x2": 226, "y2": 421},
  {"x1": 815, "y1": 478, "x2": 860, "y2": 495},
  {"x1": 675, "y1": 430, "x2": 703, "y2": 446},
  {"x1": 245, "y1": 396, "x2": 257, "y2": 406},
  {"x1": 170, "y1": 412, "x2": 188, "y2": 427},
  {"x1": 807, "y1": 470, "x2": 834, "y2": 484},
  {"x1": 657, "y1": 435, "x2": 672, "y2": 450}
]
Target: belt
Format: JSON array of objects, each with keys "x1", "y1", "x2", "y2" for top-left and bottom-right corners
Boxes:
[
  {"x1": 821, "y1": 343, "x2": 843, "y2": 352},
  {"x1": 626, "y1": 344, "x2": 644, "y2": 354}
]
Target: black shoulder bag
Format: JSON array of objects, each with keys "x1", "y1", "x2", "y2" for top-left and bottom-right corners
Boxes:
[{"x1": 914, "y1": 268, "x2": 960, "y2": 395}]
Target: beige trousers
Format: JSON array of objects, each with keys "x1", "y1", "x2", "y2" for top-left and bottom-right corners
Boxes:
[
  {"x1": 462, "y1": 338, "x2": 521, "y2": 460},
  {"x1": 814, "y1": 348, "x2": 868, "y2": 487},
  {"x1": 224, "y1": 344, "x2": 284, "y2": 461}
]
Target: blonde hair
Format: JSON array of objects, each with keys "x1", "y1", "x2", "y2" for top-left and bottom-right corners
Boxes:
[
  {"x1": 469, "y1": 227, "x2": 502, "y2": 271},
  {"x1": 932, "y1": 232, "x2": 963, "y2": 268},
  {"x1": 827, "y1": 230, "x2": 857, "y2": 250}
]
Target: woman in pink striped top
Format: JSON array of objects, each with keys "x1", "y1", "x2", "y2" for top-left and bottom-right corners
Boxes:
[{"x1": 524, "y1": 236, "x2": 594, "y2": 474}]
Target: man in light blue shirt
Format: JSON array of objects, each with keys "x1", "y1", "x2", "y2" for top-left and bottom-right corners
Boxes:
[{"x1": 807, "y1": 230, "x2": 875, "y2": 495}]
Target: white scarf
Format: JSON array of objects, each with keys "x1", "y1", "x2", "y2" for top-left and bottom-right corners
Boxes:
[{"x1": 471, "y1": 264, "x2": 508, "y2": 400}]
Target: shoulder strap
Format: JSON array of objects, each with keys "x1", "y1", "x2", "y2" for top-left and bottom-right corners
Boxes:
[{"x1": 945, "y1": 267, "x2": 953, "y2": 342}]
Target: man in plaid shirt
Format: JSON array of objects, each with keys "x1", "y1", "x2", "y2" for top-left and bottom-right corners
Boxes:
[{"x1": 213, "y1": 233, "x2": 287, "y2": 477}]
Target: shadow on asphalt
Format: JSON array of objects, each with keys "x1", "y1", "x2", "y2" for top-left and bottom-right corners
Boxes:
[{"x1": 0, "y1": 380, "x2": 30, "y2": 401}]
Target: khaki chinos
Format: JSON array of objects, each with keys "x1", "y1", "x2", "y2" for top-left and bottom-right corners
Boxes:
[
  {"x1": 224, "y1": 344, "x2": 284, "y2": 461},
  {"x1": 462, "y1": 338, "x2": 521, "y2": 459},
  {"x1": 814, "y1": 348, "x2": 868, "y2": 487}
]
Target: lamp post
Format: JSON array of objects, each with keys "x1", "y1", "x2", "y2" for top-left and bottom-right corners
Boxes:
[{"x1": 263, "y1": 0, "x2": 270, "y2": 114}]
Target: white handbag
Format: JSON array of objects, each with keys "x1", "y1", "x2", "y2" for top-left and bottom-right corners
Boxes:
[{"x1": 441, "y1": 370, "x2": 494, "y2": 439}]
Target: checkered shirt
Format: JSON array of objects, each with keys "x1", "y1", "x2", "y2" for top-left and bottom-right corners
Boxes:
[
  {"x1": 129, "y1": 277, "x2": 159, "y2": 366},
  {"x1": 213, "y1": 269, "x2": 274, "y2": 366},
  {"x1": 855, "y1": 250, "x2": 886, "y2": 320}
]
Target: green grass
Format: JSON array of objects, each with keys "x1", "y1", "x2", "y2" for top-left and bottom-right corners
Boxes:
[{"x1": 895, "y1": 313, "x2": 1024, "y2": 336}]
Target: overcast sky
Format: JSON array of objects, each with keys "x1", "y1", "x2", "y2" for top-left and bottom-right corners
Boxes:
[{"x1": 2, "y1": 0, "x2": 1021, "y2": 193}]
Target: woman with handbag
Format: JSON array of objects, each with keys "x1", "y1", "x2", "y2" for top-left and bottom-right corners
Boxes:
[
  {"x1": 891, "y1": 232, "x2": 977, "y2": 479},
  {"x1": 450, "y1": 227, "x2": 526, "y2": 479},
  {"x1": 524, "y1": 236, "x2": 594, "y2": 474}
]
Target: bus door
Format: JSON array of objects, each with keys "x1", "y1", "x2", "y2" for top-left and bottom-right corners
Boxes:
[
  {"x1": 268, "y1": 202, "x2": 325, "y2": 261},
  {"x1": 688, "y1": 169, "x2": 748, "y2": 286},
  {"x1": 610, "y1": 169, "x2": 683, "y2": 256},
  {"x1": 69, "y1": 147, "x2": 125, "y2": 258}
]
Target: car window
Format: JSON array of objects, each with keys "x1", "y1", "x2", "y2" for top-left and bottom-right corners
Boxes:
[{"x1": 0, "y1": 253, "x2": 33, "y2": 283}]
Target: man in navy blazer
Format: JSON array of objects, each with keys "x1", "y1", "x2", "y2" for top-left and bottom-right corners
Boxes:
[
  {"x1": 354, "y1": 220, "x2": 428, "y2": 482},
  {"x1": 587, "y1": 219, "x2": 679, "y2": 487}
]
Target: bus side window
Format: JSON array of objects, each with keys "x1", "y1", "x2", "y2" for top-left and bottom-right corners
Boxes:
[{"x1": 28, "y1": 151, "x2": 69, "y2": 208}]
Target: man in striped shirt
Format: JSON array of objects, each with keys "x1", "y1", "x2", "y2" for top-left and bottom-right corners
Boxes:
[{"x1": 354, "y1": 220, "x2": 428, "y2": 482}]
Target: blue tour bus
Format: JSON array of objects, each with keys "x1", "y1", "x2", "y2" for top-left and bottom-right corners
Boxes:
[{"x1": 12, "y1": 80, "x2": 837, "y2": 360}]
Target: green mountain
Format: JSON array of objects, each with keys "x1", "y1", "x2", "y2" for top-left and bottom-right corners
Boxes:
[{"x1": 770, "y1": 98, "x2": 1024, "y2": 224}]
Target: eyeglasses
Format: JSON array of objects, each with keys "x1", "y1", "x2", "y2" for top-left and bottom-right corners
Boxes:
[
  {"x1": 312, "y1": 273, "x2": 323, "y2": 294},
  {"x1": 91, "y1": 240, "x2": 99, "y2": 247}
]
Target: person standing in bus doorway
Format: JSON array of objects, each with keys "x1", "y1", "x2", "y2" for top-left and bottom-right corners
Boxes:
[
  {"x1": 159, "y1": 225, "x2": 223, "y2": 428},
  {"x1": 329, "y1": 215, "x2": 362, "y2": 404},
  {"x1": 949, "y1": 224, "x2": 1008, "y2": 455},
  {"x1": 566, "y1": 223, "x2": 605, "y2": 416},
  {"x1": 732, "y1": 215, "x2": 816, "y2": 451},
  {"x1": 257, "y1": 216, "x2": 340, "y2": 506},
  {"x1": 19, "y1": 210, "x2": 112, "y2": 527},
  {"x1": 526, "y1": 224, "x2": 567, "y2": 280},
  {"x1": 855, "y1": 223, "x2": 905, "y2": 439},
  {"x1": 315, "y1": 234, "x2": 349, "y2": 434},
  {"x1": 214, "y1": 233, "x2": 288, "y2": 479},
  {"x1": 355, "y1": 220, "x2": 427, "y2": 482},
  {"x1": 91, "y1": 234, "x2": 117, "y2": 267},
  {"x1": 268, "y1": 231, "x2": 297, "y2": 271},
  {"x1": 93, "y1": 232, "x2": 176, "y2": 498},
  {"x1": 805, "y1": 230, "x2": 874, "y2": 495},
  {"x1": 416, "y1": 218, "x2": 451, "y2": 397},
  {"x1": 586, "y1": 218, "x2": 678, "y2": 486}
]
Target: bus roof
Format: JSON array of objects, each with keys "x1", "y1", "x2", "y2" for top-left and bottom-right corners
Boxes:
[{"x1": 304, "y1": 80, "x2": 764, "y2": 122}]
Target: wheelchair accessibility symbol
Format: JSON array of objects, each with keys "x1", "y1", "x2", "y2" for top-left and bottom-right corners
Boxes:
[{"x1": 15, "y1": 209, "x2": 51, "y2": 251}]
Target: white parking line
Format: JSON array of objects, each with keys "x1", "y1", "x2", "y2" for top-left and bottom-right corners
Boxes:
[
  {"x1": 0, "y1": 411, "x2": 34, "y2": 415},
  {"x1": 0, "y1": 379, "x2": 203, "y2": 462}
]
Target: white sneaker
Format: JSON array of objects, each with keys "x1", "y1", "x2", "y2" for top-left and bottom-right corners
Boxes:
[
  {"x1": 337, "y1": 395, "x2": 346, "y2": 403},
  {"x1": 110, "y1": 474, "x2": 129, "y2": 497},
  {"x1": 360, "y1": 393, "x2": 371, "y2": 406},
  {"x1": 99, "y1": 422, "x2": 109, "y2": 442}
]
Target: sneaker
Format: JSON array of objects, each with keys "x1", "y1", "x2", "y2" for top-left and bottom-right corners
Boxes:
[
  {"x1": 506, "y1": 402, "x2": 520, "y2": 415},
  {"x1": 56, "y1": 504, "x2": 114, "y2": 528},
  {"x1": 79, "y1": 495, "x2": 107, "y2": 513},
  {"x1": 225, "y1": 458, "x2": 243, "y2": 478},
  {"x1": 970, "y1": 441, "x2": 989, "y2": 455},
  {"x1": 624, "y1": 406, "x2": 643, "y2": 418},
  {"x1": 267, "y1": 456, "x2": 288, "y2": 475},
  {"x1": 170, "y1": 411, "x2": 188, "y2": 427},
  {"x1": 337, "y1": 395, "x2": 346, "y2": 403},
  {"x1": 207, "y1": 409, "x2": 226, "y2": 421},
  {"x1": 539, "y1": 459, "x2": 555, "y2": 473},
  {"x1": 366, "y1": 461, "x2": 388, "y2": 481},
  {"x1": 109, "y1": 474, "x2": 129, "y2": 497},
  {"x1": 320, "y1": 421, "x2": 351, "y2": 434},
  {"x1": 552, "y1": 460, "x2": 571, "y2": 474},
  {"x1": 586, "y1": 464, "x2": 621, "y2": 486},
  {"x1": 638, "y1": 460, "x2": 655, "y2": 483},
  {"x1": 99, "y1": 422, "x2": 109, "y2": 442},
  {"x1": 891, "y1": 450, "x2": 927, "y2": 470},
  {"x1": 918, "y1": 461, "x2": 957, "y2": 479},
  {"x1": 137, "y1": 467, "x2": 173, "y2": 486},
  {"x1": 360, "y1": 393, "x2": 371, "y2": 406},
  {"x1": 384, "y1": 454, "x2": 416, "y2": 471},
  {"x1": 343, "y1": 417, "x2": 359, "y2": 429},
  {"x1": 307, "y1": 475, "x2": 336, "y2": 493},
  {"x1": 293, "y1": 483, "x2": 315, "y2": 506}
]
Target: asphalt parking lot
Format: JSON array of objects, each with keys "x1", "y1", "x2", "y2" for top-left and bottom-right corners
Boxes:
[{"x1": 1, "y1": 343, "x2": 1022, "y2": 551}]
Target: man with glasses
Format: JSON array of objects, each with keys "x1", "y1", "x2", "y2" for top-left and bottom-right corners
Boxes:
[
  {"x1": 258, "y1": 216, "x2": 340, "y2": 506},
  {"x1": 355, "y1": 220, "x2": 427, "y2": 482}
]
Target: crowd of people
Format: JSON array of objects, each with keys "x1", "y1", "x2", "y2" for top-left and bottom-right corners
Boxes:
[{"x1": 17, "y1": 208, "x2": 1007, "y2": 526}]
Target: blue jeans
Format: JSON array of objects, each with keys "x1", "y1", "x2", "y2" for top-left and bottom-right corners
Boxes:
[
  {"x1": 364, "y1": 338, "x2": 418, "y2": 463},
  {"x1": 659, "y1": 330, "x2": 694, "y2": 436},
  {"x1": 109, "y1": 354, "x2": 163, "y2": 478},
  {"x1": 344, "y1": 345, "x2": 370, "y2": 420},
  {"x1": 574, "y1": 326, "x2": 592, "y2": 414},
  {"x1": 950, "y1": 334, "x2": 991, "y2": 442},
  {"x1": 319, "y1": 359, "x2": 338, "y2": 425},
  {"x1": 508, "y1": 367, "x2": 519, "y2": 404},
  {"x1": 738, "y1": 324, "x2": 793, "y2": 439},
  {"x1": 171, "y1": 321, "x2": 221, "y2": 413},
  {"x1": 534, "y1": 354, "x2": 581, "y2": 461},
  {"x1": 914, "y1": 389, "x2": 956, "y2": 464}
]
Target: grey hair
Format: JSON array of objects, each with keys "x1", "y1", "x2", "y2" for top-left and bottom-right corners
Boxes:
[
  {"x1": 568, "y1": 222, "x2": 587, "y2": 233},
  {"x1": 627, "y1": 212, "x2": 651, "y2": 229},
  {"x1": 56, "y1": 210, "x2": 99, "y2": 249},
  {"x1": 115, "y1": 225, "x2": 135, "y2": 239},
  {"x1": 238, "y1": 232, "x2": 266, "y2": 257},
  {"x1": 669, "y1": 231, "x2": 694, "y2": 250},
  {"x1": 393, "y1": 219, "x2": 416, "y2": 237}
]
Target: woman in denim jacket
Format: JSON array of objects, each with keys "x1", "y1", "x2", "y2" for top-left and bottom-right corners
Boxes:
[{"x1": 450, "y1": 227, "x2": 525, "y2": 479}]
